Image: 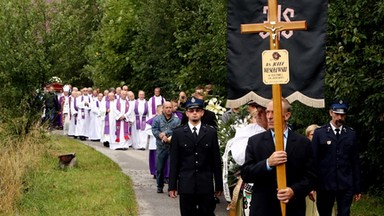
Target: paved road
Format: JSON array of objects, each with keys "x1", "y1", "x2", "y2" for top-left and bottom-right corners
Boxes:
[{"x1": 77, "y1": 138, "x2": 229, "y2": 216}]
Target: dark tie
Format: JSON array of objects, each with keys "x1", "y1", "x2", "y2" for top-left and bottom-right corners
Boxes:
[
  {"x1": 335, "y1": 128, "x2": 340, "y2": 139},
  {"x1": 193, "y1": 127, "x2": 198, "y2": 139}
]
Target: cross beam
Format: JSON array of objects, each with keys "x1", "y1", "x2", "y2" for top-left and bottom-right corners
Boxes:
[{"x1": 241, "y1": 0, "x2": 307, "y2": 215}]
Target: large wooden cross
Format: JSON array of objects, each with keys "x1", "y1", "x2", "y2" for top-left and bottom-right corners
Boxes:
[{"x1": 241, "y1": 0, "x2": 307, "y2": 215}]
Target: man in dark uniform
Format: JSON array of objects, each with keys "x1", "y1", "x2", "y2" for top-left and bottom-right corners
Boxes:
[
  {"x1": 168, "y1": 97, "x2": 223, "y2": 216},
  {"x1": 312, "y1": 100, "x2": 361, "y2": 216},
  {"x1": 241, "y1": 98, "x2": 316, "y2": 216}
]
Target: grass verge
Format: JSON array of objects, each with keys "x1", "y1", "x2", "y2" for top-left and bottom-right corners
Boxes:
[
  {"x1": 0, "y1": 124, "x2": 44, "y2": 215},
  {"x1": 16, "y1": 134, "x2": 137, "y2": 216},
  {"x1": 351, "y1": 195, "x2": 384, "y2": 216}
]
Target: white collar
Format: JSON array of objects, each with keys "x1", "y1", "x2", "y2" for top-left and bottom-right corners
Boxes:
[
  {"x1": 330, "y1": 121, "x2": 343, "y2": 134},
  {"x1": 188, "y1": 122, "x2": 201, "y2": 134}
]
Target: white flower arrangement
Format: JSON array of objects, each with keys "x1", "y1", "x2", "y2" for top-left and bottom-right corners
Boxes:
[
  {"x1": 230, "y1": 117, "x2": 249, "y2": 130},
  {"x1": 49, "y1": 76, "x2": 62, "y2": 84},
  {"x1": 205, "y1": 97, "x2": 227, "y2": 119}
]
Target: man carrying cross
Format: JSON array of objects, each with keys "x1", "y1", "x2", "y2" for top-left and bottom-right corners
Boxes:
[
  {"x1": 241, "y1": 99, "x2": 316, "y2": 216},
  {"x1": 227, "y1": 0, "x2": 327, "y2": 214}
]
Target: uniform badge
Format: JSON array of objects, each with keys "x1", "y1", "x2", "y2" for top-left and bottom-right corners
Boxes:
[
  {"x1": 326, "y1": 140, "x2": 332, "y2": 145},
  {"x1": 191, "y1": 97, "x2": 196, "y2": 103}
]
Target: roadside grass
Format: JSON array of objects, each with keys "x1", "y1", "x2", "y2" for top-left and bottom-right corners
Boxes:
[
  {"x1": 16, "y1": 135, "x2": 137, "y2": 216},
  {"x1": 0, "y1": 123, "x2": 45, "y2": 215},
  {"x1": 351, "y1": 195, "x2": 384, "y2": 216}
]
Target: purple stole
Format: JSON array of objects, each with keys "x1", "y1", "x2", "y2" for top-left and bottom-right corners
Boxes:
[
  {"x1": 95, "y1": 101, "x2": 100, "y2": 119},
  {"x1": 115, "y1": 99, "x2": 130, "y2": 142},
  {"x1": 58, "y1": 96, "x2": 65, "y2": 127},
  {"x1": 59, "y1": 96, "x2": 65, "y2": 109},
  {"x1": 80, "y1": 96, "x2": 85, "y2": 119},
  {"x1": 135, "y1": 100, "x2": 148, "y2": 130},
  {"x1": 69, "y1": 96, "x2": 72, "y2": 120},
  {"x1": 151, "y1": 96, "x2": 165, "y2": 115},
  {"x1": 73, "y1": 97, "x2": 78, "y2": 125},
  {"x1": 104, "y1": 100, "x2": 110, "y2": 135}
]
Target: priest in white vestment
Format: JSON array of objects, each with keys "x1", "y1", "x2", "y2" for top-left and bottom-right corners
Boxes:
[
  {"x1": 127, "y1": 91, "x2": 137, "y2": 147},
  {"x1": 60, "y1": 86, "x2": 71, "y2": 135},
  {"x1": 88, "y1": 93, "x2": 103, "y2": 141},
  {"x1": 110, "y1": 90, "x2": 135, "y2": 150},
  {"x1": 132, "y1": 90, "x2": 149, "y2": 150},
  {"x1": 83, "y1": 89, "x2": 92, "y2": 138},
  {"x1": 100, "y1": 92, "x2": 117, "y2": 147},
  {"x1": 74, "y1": 89, "x2": 91, "y2": 140},
  {"x1": 148, "y1": 87, "x2": 166, "y2": 118},
  {"x1": 68, "y1": 89, "x2": 80, "y2": 137}
]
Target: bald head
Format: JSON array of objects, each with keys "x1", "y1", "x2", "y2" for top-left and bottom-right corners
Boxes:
[{"x1": 163, "y1": 101, "x2": 173, "y2": 117}]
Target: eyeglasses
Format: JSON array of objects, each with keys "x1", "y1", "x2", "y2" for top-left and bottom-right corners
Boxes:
[{"x1": 187, "y1": 108, "x2": 202, "y2": 113}]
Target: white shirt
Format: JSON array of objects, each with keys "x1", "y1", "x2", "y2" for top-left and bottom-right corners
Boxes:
[
  {"x1": 330, "y1": 121, "x2": 343, "y2": 135},
  {"x1": 266, "y1": 128, "x2": 289, "y2": 170},
  {"x1": 188, "y1": 122, "x2": 201, "y2": 135}
]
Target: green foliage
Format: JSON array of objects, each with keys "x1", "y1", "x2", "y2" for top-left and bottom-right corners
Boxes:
[
  {"x1": 85, "y1": 0, "x2": 136, "y2": 90},
  {"x1": 87, "y1": 0, "x2": 227, "y2": 98},
  {"x1": 0, "y1": 0, "x2": 101, "y2": 130},
  {"x1": 289, "y1": 102, "x2": 329, "y2": 134},
  {"x1": 350, "y1": 194, "x2": 384, "y2": 216}
]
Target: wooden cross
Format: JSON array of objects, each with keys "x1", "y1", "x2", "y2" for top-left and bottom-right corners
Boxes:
[{"x1": 241, "y1": 0, "x2": 307, "y2": 215}]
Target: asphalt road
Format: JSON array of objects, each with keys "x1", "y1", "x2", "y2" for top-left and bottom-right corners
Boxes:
[{"x1": 78, "y1": 138, "x2": 229, "y2": 216}]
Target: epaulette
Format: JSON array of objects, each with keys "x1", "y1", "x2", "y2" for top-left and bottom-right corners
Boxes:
[
  {"x1": 344, "y1": 125, "x2": 354, "y2": 131},
  {"x1": 319, "y1": 124, "x2": 332, "y2": 133}
]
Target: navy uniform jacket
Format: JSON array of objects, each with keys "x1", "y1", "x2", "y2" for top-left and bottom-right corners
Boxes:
[
  {"x1": 241, "y1": 130, "x2": 316, "y2": 216},
  {"x1": 168, "y1": 124, "x2": 223, "y2": 194},
  {"x1": 312, "y1": 123, "x2": 361, "y2": 194}
]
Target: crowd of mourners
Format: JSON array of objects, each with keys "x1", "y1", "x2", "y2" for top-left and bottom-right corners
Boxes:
[{"x1": 40, "y1": 82, "x2": 361, "y2": 216}]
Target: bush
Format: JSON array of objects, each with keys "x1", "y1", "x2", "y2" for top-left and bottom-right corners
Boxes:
[{"x1": 0, "y1": 122, "x2": 47, "y2": 214}]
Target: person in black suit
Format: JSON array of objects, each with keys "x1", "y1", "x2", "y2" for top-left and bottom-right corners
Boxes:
[
  {"x1": 43, "y1": 85, "x2": 60, "y2": 130},
  {"x1": 241, "y1": 98, "x2": 316, "y2": 216},
  {"x1": 168, "y1": 97, "x2": 223, "y2": 216},
  {"x1": 312, "y1": 100, "x2": 361, "y2": 216}
]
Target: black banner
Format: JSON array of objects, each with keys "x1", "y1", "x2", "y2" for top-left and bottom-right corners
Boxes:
[{"x1": 227, "y1": 0, "x2": 326, "y2": 108}]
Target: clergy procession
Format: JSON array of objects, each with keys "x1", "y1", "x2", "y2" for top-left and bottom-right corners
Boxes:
[{"x1": 52, "y1": 85, "x2": 167, "y2": 151}]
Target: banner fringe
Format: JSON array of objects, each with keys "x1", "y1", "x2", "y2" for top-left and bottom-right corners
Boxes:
[{"x1": 226, "y1": 91, "x2": 324, "y2": 108}]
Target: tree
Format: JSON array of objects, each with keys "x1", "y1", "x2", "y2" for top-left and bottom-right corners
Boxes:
[
  {"x1": 85, "y1": 0, "x2": 136, "y2": 90},
  {"x1": 0, "y1": 0, "x2": 101, "y2": 132},
  {"x1": 87, "y1": 0, "x2": 227, "y2": 98}
]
